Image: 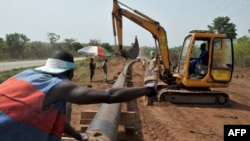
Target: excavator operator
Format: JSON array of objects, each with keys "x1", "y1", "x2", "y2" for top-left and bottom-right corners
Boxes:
[{"x1": 189, "y1": 43, "x2": 208, "y2": 74}]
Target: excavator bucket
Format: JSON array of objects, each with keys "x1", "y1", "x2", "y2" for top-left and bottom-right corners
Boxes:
[{"x1": 120, "y1": 36, "x2": 140, "y2": 59}]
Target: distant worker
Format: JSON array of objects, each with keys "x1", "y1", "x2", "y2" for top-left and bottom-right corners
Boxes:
[
  {"x1": 0, "y1": 50, "x2": 158, "y2": 141},
  {"x1": 102, "y1": 58, "x2": 108, "y2": 84},
  {"x1": 189, "y1": 43, "x2": 208, "y2": 74},
  {"x1": 149, "y1": 50, "x2": 156, "y2": 69},
  {"x1": 142, "y1": 59, "x2": 146, "y2": 70},
  {"x1": 150, "y1": 50, "x2": 155, "y2": 59},
  {"x1": 89, "y1": 57, "x2": 96, "y2": 82}
]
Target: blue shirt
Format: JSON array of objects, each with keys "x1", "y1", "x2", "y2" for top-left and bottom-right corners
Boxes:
[{"x1": 0, "y1": 69, "x2": 68, "y2": 141}]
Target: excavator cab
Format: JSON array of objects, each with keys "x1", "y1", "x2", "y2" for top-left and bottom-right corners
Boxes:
[
  {"x1": 176, "y1": 30, "x2": 234, "y2": 87},
  {"x1": 155, "y1": 30, "x2": 234, "y2": 105}
]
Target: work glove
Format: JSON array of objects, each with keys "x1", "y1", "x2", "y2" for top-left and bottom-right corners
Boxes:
[
  {"x1": 144, "y1": 67, "x2": 159, "y2": 97},
  {"x1": 80, "y1": 130, "x2": 103, "y2": 141},
  {"x1": 80, "y1": 133, "x2": 88, "y2": 141}
]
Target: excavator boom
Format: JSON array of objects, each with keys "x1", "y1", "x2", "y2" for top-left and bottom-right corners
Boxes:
[{"x1": 112, "y1": 0, "x2": 171, "y2": 69}]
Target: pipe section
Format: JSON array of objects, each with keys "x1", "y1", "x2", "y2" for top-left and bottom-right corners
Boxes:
[{"x1": 86, "y1": 60, "x2": 137, "y2": 141}]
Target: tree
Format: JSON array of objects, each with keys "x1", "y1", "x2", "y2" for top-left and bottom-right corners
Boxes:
[
  {"x1": 0, "y1": 38, "x2": 9, "y2": 59},
  {"x1": 101, "y1": 42, "x2": 113, "y2": 53},
  {"x1": 207, "y1": 16, "x2": 237, "y2": 38},
  {"x1": 6, "y1": 33, "x2": 30, "y2": 59},
  {"x1": 27, "y1": 41, "x2": 50, "y2": 59},
  {"x1": 0, "y1": 38, "x2": 7, "y2": 50},
  {"x1": 71, "y1": 42, "x2": 83, "y2": 52},
  {"x1": 88, "y1": 39, "x2": 101, "y2": 46},
  {"x1": 47, "y1": 32, "x2": 60, "y2": 44},
  {"x1": 140, "y1": 46, "x2": 155, "y2": 58},
  {"x1": 234, "y1": 36, "x2": 250, "y2": 67},
  {"x1": 169, "y1": 46, "x2": 181, "y2": 62},
  {"x1": 63, "y1": 38, "x2": 76, "y2": 51}
]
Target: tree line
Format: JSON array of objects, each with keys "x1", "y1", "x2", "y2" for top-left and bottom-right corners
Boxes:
[
  {"x1": 0, "y1": 32, "x2": 114, "y2": 60},
  {"x1": 0, "y1": 16, "x2": 249, "y2": 68}
]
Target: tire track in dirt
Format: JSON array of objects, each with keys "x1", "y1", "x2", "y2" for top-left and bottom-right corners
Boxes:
[
  {"x1": 137, "y1": 101, "x2": 178, "y2": 141},
  {"x1": 138, "y1": 101, "x2": 223, "y2": 141},
  {"x1": 170, "y1": 107, "x2": 221, "y2": 141}
]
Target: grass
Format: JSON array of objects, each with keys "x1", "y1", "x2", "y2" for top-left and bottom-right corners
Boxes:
[
  {"x1": 0, "y1": 68, "x2": 27, "y2": 83},
  {"x1": 73, "y1": 60, "x2": 90, "y2": 84},
  {"x1": 0, "y1": 60, "x2": 90, "y2": 83},
  {"x1": 0, "y1": 57, "x2": 125, "y2": 84}
]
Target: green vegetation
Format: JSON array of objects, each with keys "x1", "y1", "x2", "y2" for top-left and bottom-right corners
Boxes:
[
  {"x1": 0, "y1": 16, "x2": 249, "y2": 68},
  {"x1": 0, "y1": 33, "x2": 114, "y2": 61},
  {"x1": 0, "y1": 68, "x2": 26, "y2": 83},
  {"x1": 73, "y1": 60, "x2": 91, "y2": 84},
  {"x1": 0, "y1": 60, "x2": 89, "y2": 83},
  {"x1": 208, "y1": 16, "x2": 237, "y2": 38}
]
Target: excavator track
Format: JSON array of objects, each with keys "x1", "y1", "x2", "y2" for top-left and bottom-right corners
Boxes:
[{"x1": 157, "y1": 88, "x2": 229, "y2": 105}]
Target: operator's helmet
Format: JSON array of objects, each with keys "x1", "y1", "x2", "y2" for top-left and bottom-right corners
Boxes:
[
  {"x1": 150, "y1": 50, "x2": 155, "y2": 58},
  {"x1": 200, "y1": 43, "x2": 206, "y2": 50}
]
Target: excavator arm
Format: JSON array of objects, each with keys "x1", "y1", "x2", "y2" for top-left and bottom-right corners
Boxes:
[{"x1": 112, "y1": 0, "x2": 171, "y2": 72}]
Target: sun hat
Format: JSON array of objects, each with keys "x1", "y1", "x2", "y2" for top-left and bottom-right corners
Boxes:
[{"x1": 35, "y1": 50, "x2": 75, "y2": 74}]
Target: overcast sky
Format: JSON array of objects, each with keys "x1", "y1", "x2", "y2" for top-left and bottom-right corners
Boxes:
[{"x1": 0, "y1": 0, "x2": 249, "y2": 47}]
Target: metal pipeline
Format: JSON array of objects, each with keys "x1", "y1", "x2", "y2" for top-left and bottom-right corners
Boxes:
[{"x1": 86, "y1": 60, "x2": 137, "y2": 141}]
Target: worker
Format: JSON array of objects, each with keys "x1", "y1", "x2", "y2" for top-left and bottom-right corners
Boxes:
[
  {"x1": 149, "y1": 50, "x2": 156, "y2": 69},
  {"x1": 102, "y1": 58, "x2": 108, "y2": 84},
  {"x1": 89, "y1": 57, "x2": 96, "y2": 82},
  {"x1": 0, "y1": 49, "x2": 158, "y2": 141},
  {"x1": 142, "y1": 59, "x2": 146, "y2": 70},
  {"x1": 189, "y1": 43, "x2": 208, "y2": 74}
]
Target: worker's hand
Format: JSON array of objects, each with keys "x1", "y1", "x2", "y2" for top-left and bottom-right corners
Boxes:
[
  {"x1": 80, "y1": 133, "x2": 88, "y2": 141},
  {"x1": 144, "y1": 67, "x2": 159, "y2": 97},
  {"x1": 144, "y1": 67, "x2": 159, "y2": 85},
  {"x1": 81, "y1": 130, "x2": 103, "y2": 141}
]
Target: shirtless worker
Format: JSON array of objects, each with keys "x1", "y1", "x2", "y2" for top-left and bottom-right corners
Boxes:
[{"x1": 0, "y1": 49, "x2": 158, "y2": 141}]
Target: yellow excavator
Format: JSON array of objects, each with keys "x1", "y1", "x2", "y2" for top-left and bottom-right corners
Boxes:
[{"x1": 112, "y1": 0, "x2": 234, "y2": 105}]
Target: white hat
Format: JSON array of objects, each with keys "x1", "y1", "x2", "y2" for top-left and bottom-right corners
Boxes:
[{"x1": 35, "y1": 58, "x2": 75, "y2": 74}]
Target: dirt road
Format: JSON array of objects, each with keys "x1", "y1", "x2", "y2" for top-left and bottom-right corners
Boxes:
[{"x1": 70, "y1": 59, "x2": 250, "y2": 141}]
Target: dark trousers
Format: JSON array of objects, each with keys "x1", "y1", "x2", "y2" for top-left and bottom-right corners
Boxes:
[{"x1": 90, "y1": 70, "x2": 94, "y2": 81}]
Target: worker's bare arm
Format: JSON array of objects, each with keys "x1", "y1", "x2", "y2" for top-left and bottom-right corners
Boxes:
[
  {"x1": 63, "y1": 122, "x2": 82, "y2": 140},
  {"x1": 47, "y1": 80, "x2": 154, "y2": 105}
]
